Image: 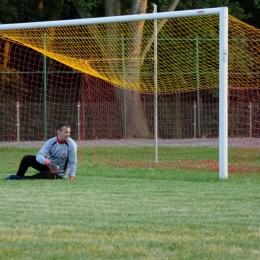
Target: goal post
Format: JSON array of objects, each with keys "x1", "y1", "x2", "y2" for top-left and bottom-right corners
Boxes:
[
  {"x1": 0, "y1": 8, "x2": 229, "y2": 179},
  {"x1": 219, "y1": 8, "x2": 229, "y2": 179}
]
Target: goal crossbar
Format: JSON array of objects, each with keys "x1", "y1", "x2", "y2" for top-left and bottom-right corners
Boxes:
[{"x1": 0, "y1": 8, "x2": 226, "y2": 30}]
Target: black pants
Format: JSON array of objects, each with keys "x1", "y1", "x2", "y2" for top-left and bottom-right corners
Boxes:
[{"x1": 16, "y1": 155, "x2": 62, "y2": 180}]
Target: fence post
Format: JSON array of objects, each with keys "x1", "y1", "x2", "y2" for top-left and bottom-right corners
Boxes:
[
  {"x1": 121, "y1": 35, "x2": 127, "y2": 138},
  {"x1": 153, "y1": 4, "x2": 158, "y2": 164},
  {"x1": 249, "y1": 102, "x2": 252, "y2": 138},
  {"x1": 193, "y1": 101, "x2": 197, "y2": 138},
  {"x1": 16, "y1": 101, "x2": 20, "y2": 141},
  {"x1": 77, "y1": 101, "x2": 80, "y2": 141},
  {"x1": 195, "y1": 35, "x2": 201, "y2": 138}
]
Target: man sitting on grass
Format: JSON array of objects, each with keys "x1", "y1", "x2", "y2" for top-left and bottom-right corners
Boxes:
[{"x1": 5, "y1": 122, "x2": 77, "y2": 180}]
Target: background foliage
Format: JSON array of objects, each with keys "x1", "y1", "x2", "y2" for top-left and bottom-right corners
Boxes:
[{"x1": 0, "y1": 0, "x2": 260, "y2": 28}]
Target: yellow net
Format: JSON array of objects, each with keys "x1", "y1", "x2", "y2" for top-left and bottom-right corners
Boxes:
[{"x1": 0, "y1": 14, "x2": 258, "y2": 93}]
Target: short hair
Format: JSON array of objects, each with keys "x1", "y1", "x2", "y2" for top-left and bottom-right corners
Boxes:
[{"x1": 57, "y1": 123, "x2": 70, "y2": 131}]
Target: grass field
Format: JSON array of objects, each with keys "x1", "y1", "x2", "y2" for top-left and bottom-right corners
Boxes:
[{"x1": 0, "y1": 147, "x2": 260, "y2": 259}]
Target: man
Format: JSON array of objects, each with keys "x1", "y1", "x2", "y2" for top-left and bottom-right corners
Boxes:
[{"x1": 5, "y1": 123, "x2": 77, "y2": 180}]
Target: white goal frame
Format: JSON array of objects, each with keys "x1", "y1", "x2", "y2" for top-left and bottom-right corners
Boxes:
[{"x1": 0, "y1": 7, "x2": 229, "y2": 179}]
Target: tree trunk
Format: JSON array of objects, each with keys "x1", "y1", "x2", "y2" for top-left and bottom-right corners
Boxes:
[{"x1": 104, "y1": 0, "x2": 150, "y2": 138}]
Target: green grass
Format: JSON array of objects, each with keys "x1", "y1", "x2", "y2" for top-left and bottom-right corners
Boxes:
[
  {"x1": 0, "y1": 147, "x2": 260, "y2": 259},
  {"x1": 87, "y1": 146, "x2": 220, "y2": 163}
]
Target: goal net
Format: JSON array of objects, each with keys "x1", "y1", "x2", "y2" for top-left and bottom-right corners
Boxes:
[{"x1": 0, "y1": 8, "x2": 258, "y2": 178}]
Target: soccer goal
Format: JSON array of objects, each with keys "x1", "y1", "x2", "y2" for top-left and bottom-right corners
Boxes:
[{"x1": 0, "y1": 8, "x2": 230, "y2": 178}]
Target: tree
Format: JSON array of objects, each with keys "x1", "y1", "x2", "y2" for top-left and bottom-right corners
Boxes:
[
  {"x1": 69, "y1": 0, "x2": 181, "y2": 138},
  {"x1": 0, "y1": 0, "x2": 66, "y2": 23},
  {"x1": 0, "y1": 0, "x2": 258, "y2": 26},
  {"x1": 238, "y1": 0, "x2": 260, "y2": 28},
  {"x1": 103, "y1": 0, "x2": 151, "y2": 138}
]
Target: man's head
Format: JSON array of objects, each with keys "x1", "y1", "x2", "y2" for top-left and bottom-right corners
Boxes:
[{"x1": 57, "y1": 123, "x2": 71, "y2": 141}]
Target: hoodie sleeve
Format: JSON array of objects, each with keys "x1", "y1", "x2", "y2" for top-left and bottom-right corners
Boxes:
[
  {"x1": 36, "y1": 139, "x2": 52, "y2": 165},
  {"x1": 68, "y1": 141, "x2": 77, "y2": 177}
]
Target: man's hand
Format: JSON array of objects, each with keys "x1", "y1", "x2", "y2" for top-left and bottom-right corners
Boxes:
[{"x1": 45, "y1": 160, "x2": 59, "y2": 174}]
